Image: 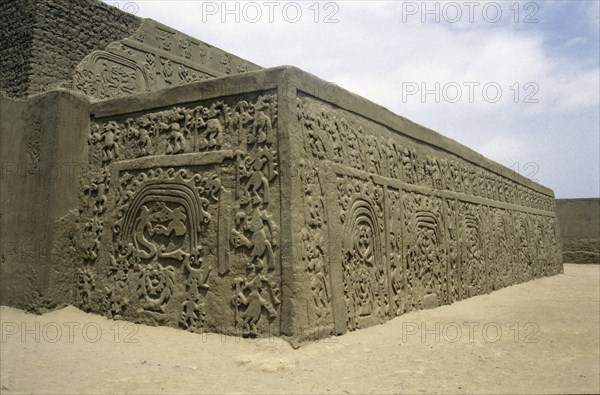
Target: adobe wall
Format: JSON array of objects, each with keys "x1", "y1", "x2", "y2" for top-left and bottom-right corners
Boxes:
[
  {"x1": 8, "y1": 67, "x2": 555, "y2": 343},
  {"x1": 556, "y1": 199, "x2": 600, "y2": 263},
  {"x1": 0, "y1": 90, "x2": 90, "y2": 310},
  {"x1": 283, "y1": 70, "x2": 562, "y2": 338},
  {"x1": 70, "y1": 18, "x2": 262, "y2": 102}
]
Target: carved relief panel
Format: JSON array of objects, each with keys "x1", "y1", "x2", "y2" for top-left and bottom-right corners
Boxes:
[
  {"x1": 444, "y1": 198, "x2": 460, "y2": 304},
  {"x1": 458, "y1": 202, "x2": 485, "y2": 299},
  {"x1": 299, "y1": 160, "x2": 332, "y2": 326},
  {"x1": 76, "y1": 93, "x2": 279, "y2": 337},
  {"x1": 87, "y1": 101, "x2": 242, "y2": 167},
  {"x1": 337, "y1": 176, "x2": 389, "y2": 331},
  {"x1": 514, "y1": 213, "x2": 533, "y2": 282},
  {"x1": 387, "y1": 188, "x2": 406, "y2": 316},
  {"x1": 296, "y1": 96, "x2": 555, "y2": 214},
  {"x1": 489, "y1": 208, "x2": 517, "y2": 290},
  {"x1": 403, "y1": 192, "x2": 447, "y2": 310},
  {"x1": 72, "y1": 20, "x2": 261, "y2": 101},
  {"x1": 109, "y1": 167, "x2": 222, "y2": 330},
  {"x1": 229, "y1": 95, "x2": 280, "y2": 337},
  {"x1": 294, "y1": 94, "x2": 560, "y2": 339},
  {"x1": 544, "y1": 217, "x2": 562, "y2": 275}
]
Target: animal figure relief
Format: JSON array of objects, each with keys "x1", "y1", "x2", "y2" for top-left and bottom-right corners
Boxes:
[
  {"x1": 132, "y1": 202, "x2": 190, "y2": 262},
  {"x1": 236, "y1": 148, "x2": 277, "y2": 205},
  {"x1": 180, "y1": 299, "x2": 206, "y2": 332},
  {"x1": 125, "y1": 117, "x2": 152, "y2": 157},
  {"x1": 77, "y1": 267, "x2": 95, "y2": 312}
]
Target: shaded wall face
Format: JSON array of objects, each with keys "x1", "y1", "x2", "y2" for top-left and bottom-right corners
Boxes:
[
  {"x1": 0, "y1": 91, "x2": 89, "y2": 310},
  {"x1": 0, "y1": 0, "x2": 142, "y2": 98},
  {"x1": 74, "y1": 92, "x2": 282, "y2": 337},
  {"x1": 289, "y1": 95, "x2": 562, "y2": 337},
  {"x1": 556, "y1": 199, "x2": 600, "y2": 263}
]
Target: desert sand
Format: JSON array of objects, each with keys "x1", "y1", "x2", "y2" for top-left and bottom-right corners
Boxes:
[{"x1": 1, "y1": 263, "x2": 598, "y2": 394}]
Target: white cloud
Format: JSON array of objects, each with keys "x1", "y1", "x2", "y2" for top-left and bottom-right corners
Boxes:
[{"x1": 478, "y1": 135, "x2": 528, "y2": 165}]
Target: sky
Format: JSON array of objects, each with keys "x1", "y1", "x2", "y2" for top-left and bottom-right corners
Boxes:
[{"x1": 103, "y1": 0, "x2": 600, "y2": 198}]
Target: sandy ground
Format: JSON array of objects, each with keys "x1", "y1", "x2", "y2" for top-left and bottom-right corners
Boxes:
[{"x1": 1, "y1": 263, "x2": 598, "y2": 395}]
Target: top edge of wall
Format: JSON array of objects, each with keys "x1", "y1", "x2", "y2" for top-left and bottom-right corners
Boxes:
[{"x1": 83, "y1": 65, "x2": 556, "y2": 197}]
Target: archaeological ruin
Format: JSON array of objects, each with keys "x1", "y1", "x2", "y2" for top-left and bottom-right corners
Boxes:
[{"x1": 0, "y1": 0, "x2": 563, "y2": 343}]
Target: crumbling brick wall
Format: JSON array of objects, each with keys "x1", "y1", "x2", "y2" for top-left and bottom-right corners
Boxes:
[{"x1": 0, "y1": 0, "x2": 141, "y2": 98}]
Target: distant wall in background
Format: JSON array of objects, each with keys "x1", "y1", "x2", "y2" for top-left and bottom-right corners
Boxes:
[{"x1": 556, "y1": 199, "x2": 600, "y2": 264}]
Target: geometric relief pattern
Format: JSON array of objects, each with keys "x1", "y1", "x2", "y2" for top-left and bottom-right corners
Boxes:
[
  {"x1": 444, "y1": 198, "x2": 460, "y2": 304},
  {"x1": 387, "y1": 188, "x2": 405, "y2": 316},
  {"x1": 458, "y1": 202, "x2": 485, "y2": 299},
  {"x1": 515, "y1": 213, "x2": 533, "y2": 282},
  {"x1": 489, "y1": 208, "x2": 516, "y2": 290},
  {"x1": 543, "y1": 217, "x2": 562, "y2": 275},
  {"x1": 296, "y1": 97, "x2": 555, "y2": 213}
]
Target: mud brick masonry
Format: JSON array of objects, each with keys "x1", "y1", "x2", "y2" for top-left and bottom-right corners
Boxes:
[{"x1": 1, "y1": 0, "x2": 563, "y2": 343}]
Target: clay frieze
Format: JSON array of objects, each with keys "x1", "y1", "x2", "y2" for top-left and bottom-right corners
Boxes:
[
  {"x1": 73, "y1": 20, "x2": 261, "y2": 101},
  {"x1": 295, "y1": 95, "x2": 561, "y2": 335},
  {"x1": 76, "y1": 94, "x2": 280, "y2": 336}
]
